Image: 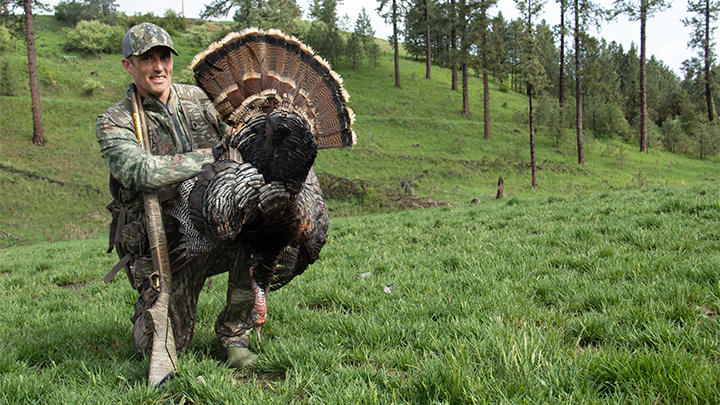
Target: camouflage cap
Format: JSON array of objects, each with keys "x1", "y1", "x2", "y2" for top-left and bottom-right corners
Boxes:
[{"x1": 123, "y1": 22, "x2": 179, "y2": 59}]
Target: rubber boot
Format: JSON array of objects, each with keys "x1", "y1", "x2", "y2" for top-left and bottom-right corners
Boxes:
[{"x1": 226, "y1": 346, "x2": 258, "y2": 369}]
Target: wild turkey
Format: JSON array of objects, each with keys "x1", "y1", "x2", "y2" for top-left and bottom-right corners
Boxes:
[{"x1": 167, "y1": 28, "x2": 355, "y2": 340}]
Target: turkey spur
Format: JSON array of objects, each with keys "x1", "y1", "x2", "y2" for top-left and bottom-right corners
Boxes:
[{"x1": 168, "y1": 28, "x2": 355, "y2": 341}]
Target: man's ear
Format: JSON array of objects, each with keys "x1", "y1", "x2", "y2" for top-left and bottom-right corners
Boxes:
[{"x1": 121, "y1": 57, "x2": 133, "y2": 75}]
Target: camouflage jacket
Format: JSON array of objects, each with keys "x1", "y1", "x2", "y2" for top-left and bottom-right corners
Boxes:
[{"x1": 96, "y1": 83, "x2": 230, "y2": 211}]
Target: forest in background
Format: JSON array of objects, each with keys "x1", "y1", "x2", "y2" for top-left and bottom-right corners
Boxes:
[{"x1": 1, "y1": 0, "x2": 718, "y2": 163}]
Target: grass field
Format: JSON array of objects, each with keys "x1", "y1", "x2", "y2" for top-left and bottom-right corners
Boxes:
[
  {"x1": 1, "y1": 182, "x2": 718, "y2": 403},
  {"x1": 1, "y1": 16, "x2": 719, "y2": 403}
]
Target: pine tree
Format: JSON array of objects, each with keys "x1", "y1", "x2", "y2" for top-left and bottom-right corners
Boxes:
[
  {"x1": 310, "y1": 0, "x2": 339, "y2": 26},
  {"x1": 683, "y1": 0, "x2": 719, "y2": 122},
  {"x1": 574, "y1": 0, "x2": 584, "y2": 163},
  {"x1": 449, "y1": 0, "x2": 458, "y2": 91},
  {"x1": 346, "y1": 32, "x2": 363, "y2": 69},
  {"x1": 355, "y1": 8, "x2": 380, "y2": 69},
  {"x1": 378, "y1": 0, "x2": 405, "y2": 89},
  {"x1": 457, "y1": 0, "x2": 475, "y2": 115},
  {"x1": 3, "y1": 0, "x2": 47, "y2": 145},
  {"x1": 423, "y1": 0, "x2": 431, "y2": 79},
  {"x1": 25, "y1": 0, "x2": 42, "y2": 145},
  {"x1": 612, "y1": 0, "x2": 671, "y2": 153},
  {"x1": 488, "y1": 13, "x2": 508, "y2": 86},
  {"x1": 477, "y1": 0, "x2": 498, "y2": 138},
  {"x1": 504, "y1": 18, "x2": 525, "y2": 92},
  {"x1": 514, "y1": 0, "x2": 548, "y2": 188},
  {"x1": 201, "y1": 0, "x2": 301, "y2": 34},
  {"x1": 557, "y1": 0, "x2": 567, "y2": 141}
]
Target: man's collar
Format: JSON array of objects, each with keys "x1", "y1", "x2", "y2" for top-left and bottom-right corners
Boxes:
[{"x1": 140, "y1": 84, "x2": 178, "y2": 109}]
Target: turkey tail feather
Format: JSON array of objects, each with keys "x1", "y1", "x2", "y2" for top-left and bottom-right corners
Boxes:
[{"x1": 191, "y1": 27, "x2": 356, "y2": 149}]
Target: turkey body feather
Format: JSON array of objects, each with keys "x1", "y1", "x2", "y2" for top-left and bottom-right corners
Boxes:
[{"x1": 168, "y1": 28, "x2": 354, "y2": 338}]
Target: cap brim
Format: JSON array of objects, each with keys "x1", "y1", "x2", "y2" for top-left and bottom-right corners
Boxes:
[{"x1": 134, "y1": 44, "x2": 179, "y2": 57}]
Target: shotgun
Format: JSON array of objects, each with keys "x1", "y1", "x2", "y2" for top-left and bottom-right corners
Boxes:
[{"x1": 128, "y1": 83, "x2": 178, "y2": 387}]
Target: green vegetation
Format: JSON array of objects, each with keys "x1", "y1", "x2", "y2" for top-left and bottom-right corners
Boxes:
[
  {"x1": 0, "y1": 14, "x2": 719, "y2": 403},
  {"x1": 1, "y1": 182, "x2": 718, "y2": 403},
  {"x1": 1, "y1": 16, "x2": 717, "y2": 246}
]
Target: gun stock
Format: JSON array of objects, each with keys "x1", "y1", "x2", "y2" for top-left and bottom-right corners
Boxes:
[{"x1": 129, "y1": 84, "x2": 178, "y2": 387}]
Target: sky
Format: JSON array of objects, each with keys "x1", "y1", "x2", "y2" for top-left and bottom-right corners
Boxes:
[{"x1": 44, "y1": 0, "x2": 716, "y2": 77}]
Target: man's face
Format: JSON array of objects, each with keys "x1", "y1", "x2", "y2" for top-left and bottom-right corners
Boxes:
[{"x1": 122, "y1": 47, "x2": 173, "y2": 103}]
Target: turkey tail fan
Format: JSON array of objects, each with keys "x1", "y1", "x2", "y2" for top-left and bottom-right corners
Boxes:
[{"x1": 191, "y1": 27, "x2": 356, "y2": 149}]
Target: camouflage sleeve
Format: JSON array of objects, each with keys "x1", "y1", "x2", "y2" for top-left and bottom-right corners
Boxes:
[
  {"x1": 96, "y1": 108, "x2": 214, "y2": 193},
  {"x1": 199, "y1": 91, "x2": 231, "y2": 139},
  {"x1": 209, "y1": 102, "x2": 231, "y2": 138}
]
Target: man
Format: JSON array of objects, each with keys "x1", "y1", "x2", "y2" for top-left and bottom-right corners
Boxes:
[{"x1": 96, "y1": 22, "x2": 257, "y2": 369}]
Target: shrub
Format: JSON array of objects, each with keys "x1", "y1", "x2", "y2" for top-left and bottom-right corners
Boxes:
[
  {"x1": 0, "y1": 25, "x2": 15, "y2": 53},
  {"x1": 39, "y1": 66, "x2": 58, "y2": 91},
  {"x1": 300, "y1": 21, "x2": 345, "y2": 68},
  {"x1": 118, "y1": 11, "x2": 186, "y2": 37},
  {"x1": 660, "y1": 118, "x2": 689, "y2": 153},
  {"x1": 361, "y1": 184, "x2": 385, "y2": 207},
  {"x1": 54, "y1": 0, "x2": 119, "y2": 27},
  {"x1": 82, "y1": 77, "x2": 103, "y2": 95},
  {"x1": 0, "y1": 59, "x2": 16, "y2": 96},
  {"x1": 54, "y1": 1, "x2": 85, "y2": 26},
  {"x1": 173, "y1": 66, "x2": 196, "y2": 85},
  {"x1": 345, "y1": 32, "x2": 363, "y2": 70},
  {"x1": 160, "y1": 9, "x2": 187, "y2": 35},
  {"x1": 498, "y1": 80, "x2": 510, "y2": 93},
  {"x1": 693, "y1": 120, "x2": 720, "y2": 158},
  {"x1": 119, "y1": 12, "x2": 163, "y2": 32},
  {"x1": 591, "y1": 102, "x2": 631, "y2": 140},
  {"x1": 63, "y1": 20, "x2": 124, "y2": 55},
  {"x1": 365, "y1": 41, "x2": 380, "y2": 69},
  {"x1": 185, "y1": 24, "x2": 213, "y2": 47},
  {"x1": 534, "y1": 95, "x2": 564, "y2": 146}
]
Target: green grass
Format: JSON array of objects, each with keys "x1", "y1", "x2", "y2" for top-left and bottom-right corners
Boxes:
[
  {"x1": 0, "y1": 18, "x2": 719, "y2": 401},
  {"x1": 1, "y1": 182, "x2": 718, "y2": 403}
]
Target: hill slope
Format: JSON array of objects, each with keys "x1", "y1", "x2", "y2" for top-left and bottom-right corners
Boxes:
[{"x1": 0, "y1": 16, "x2": 717, "y2": 245}]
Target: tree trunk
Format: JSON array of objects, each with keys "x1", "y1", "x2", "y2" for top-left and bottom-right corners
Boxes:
[
  {"x1": 529, "y1": 83, "x2": 537, "y2": 189},
  {"x1": 495, "y1": 177, "x2": 504, "y2": 198},
  {"x1": 574, "y1": 0, "x2": 584, "y2": 164},
  {"x1": 450, "y1": 0, "x2": 458, "y2": 91},
  {"x1": 483, "y1": 68, "x2": 490, "y2": 139},
  {"x1": 3, "y1": 1, "x2": 9, "y2": 29},
  {"x1": 451, "y1": 46, "x2": 458, "y2": 91},
  {"x1": 460, "y1": 12, "x2": 468, "y2": 116},
  {"x1": 24, "y1": 0, "x2": 43, "y2": 146},
  {"x1": 462, "y1": 61, "x2": 469, "y2": 115},
  {"x1": 482, "y1": 8, "x2": 490, "y2": 139},
  {"x1": 393, "y1": 0, "x2": 401, "y2": 89},
  {"x1": 558, "y1": 0, "x2": 565, "y2": 146},
  {"x1": 703, "y1": 0, "x2": 714, "y2": 122},
  {"x1": 425, "y1": 0, "x2": 431, "y2": 79},
  {"x1": 639, "y1": 0, "x2": 648, "y2": 153}
]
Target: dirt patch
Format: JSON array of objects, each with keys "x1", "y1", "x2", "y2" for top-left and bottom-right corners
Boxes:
[
  {"x1": 394, "y1": 195, "x2": 456, "y2": 210},
  {"x1": 58, "y1": 280, "x2": 90, "y2": 290},
  {"x1": 318, "y1": 172, "x2": 456, "y2": 211}
]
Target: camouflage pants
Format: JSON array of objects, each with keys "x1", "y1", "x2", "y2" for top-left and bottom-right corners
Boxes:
[{"x1": 130, "y1": 245, "x2": 255, "y2": 356}]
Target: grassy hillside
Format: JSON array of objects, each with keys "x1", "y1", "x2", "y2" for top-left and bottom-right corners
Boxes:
[
  {"x1": 1, "y1": 16, "x2": 718, "y2": 403},
  {"x1": 0, "y1": 182, "x2": 718, "y2": 403},
  {"x1": 0, "y1": 16, "x2": 718, "y2": 246}
]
